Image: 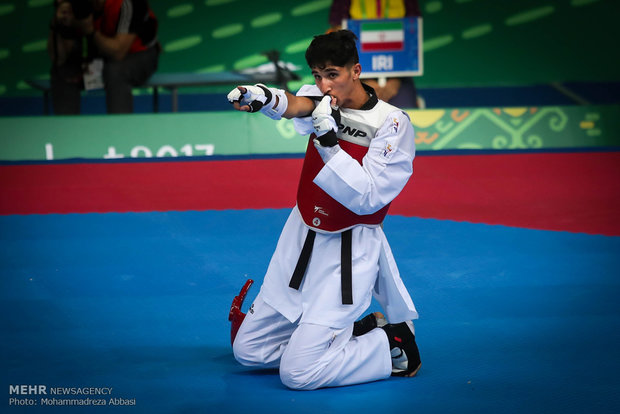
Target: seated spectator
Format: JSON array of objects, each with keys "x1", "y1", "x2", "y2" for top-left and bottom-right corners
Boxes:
[{"x1": 47, "y1": 0, "x2": 159, "y2": 114}]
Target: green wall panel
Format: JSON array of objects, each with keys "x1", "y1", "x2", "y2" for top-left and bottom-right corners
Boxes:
[
  {"x1": 1, "y1": 105, "x2": 617, "y2": 162},
  {"x1": 407, "y1": 105, "x2": 619, "y2": 150},
  {"x1": 0, "y1": 0, "x2": 618, "y2": 98}
]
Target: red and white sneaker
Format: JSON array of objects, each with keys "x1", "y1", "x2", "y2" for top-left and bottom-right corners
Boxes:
[{"x1": 381, "y1": 321, "x2": 421, "y2": 377}]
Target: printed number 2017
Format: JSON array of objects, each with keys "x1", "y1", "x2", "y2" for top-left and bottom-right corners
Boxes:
[{"x1": 104, "y1": 144, "x2": 215, "y2": 159}]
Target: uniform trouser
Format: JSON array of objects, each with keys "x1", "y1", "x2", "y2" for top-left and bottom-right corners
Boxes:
[
  {"x1": 233, "y1": 292, "x2": 392, "y2": 390},
  {"x1": 50, "y1": 46, "x2": 159, "y2": 115}
]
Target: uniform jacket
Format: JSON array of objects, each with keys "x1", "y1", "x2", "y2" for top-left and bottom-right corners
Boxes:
[{"x1": 260, "y1": 84, "x2": 418, "y2": 328}]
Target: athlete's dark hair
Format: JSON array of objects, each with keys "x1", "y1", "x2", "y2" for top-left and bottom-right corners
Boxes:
[{"x1": 305, "y1": 30, "x2": 359, "y2": 69}]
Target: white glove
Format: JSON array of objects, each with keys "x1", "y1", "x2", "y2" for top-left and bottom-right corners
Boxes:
[
  {"x1": 227, "y1": 83, "x2": 288, "y2": 119},
  {"x1": 311, "y1": 95, "x2": 338, "y2": 137}
]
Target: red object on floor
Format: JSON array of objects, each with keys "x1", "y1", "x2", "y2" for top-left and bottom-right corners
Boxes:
[
  {"x1": 229, "y1": 278, "x2": 254, "y2": 346},
  {"x1": 1, "y1": 152, "x2": 619, "y2": 236}
]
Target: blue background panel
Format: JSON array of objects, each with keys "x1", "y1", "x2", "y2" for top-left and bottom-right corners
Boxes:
[
  {"x1": 1, "y1": 210, "x2": 619, "y2": 413},
  {"x1": 345, "y1": 17, "x2": 422, "y2": 77}
]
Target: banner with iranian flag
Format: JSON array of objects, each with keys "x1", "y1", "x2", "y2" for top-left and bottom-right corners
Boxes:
[
  {"x1": 344, "y1": 17, "x2": 423, "y2": 77},
  {"x1": 360, "y1": 21, "x2": 405, "y2": 52}
]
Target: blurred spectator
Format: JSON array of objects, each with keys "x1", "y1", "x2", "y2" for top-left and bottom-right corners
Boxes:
[
  {"x1": 48, "y1": 0, "x2": 83, "y2": 114},
  {"x1": 47, "y1": 0, "x2": 159, "y2": 114},
  {"x1": 328, "y1": 0, "x2": 422, "y2": 108}
]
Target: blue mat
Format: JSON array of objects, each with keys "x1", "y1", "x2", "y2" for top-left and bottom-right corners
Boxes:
[{"x1": 2, "y1": 210, "x2": 619, "y2": 413}]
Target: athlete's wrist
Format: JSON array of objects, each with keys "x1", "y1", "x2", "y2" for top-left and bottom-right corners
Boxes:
[{"x1": 260, "y1": 86, "x2": 288, "y2": 120}]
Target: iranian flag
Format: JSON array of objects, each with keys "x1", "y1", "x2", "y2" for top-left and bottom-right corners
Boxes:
[{"x1": 360, "y1": 21, "x2": 404, "y2": 52}]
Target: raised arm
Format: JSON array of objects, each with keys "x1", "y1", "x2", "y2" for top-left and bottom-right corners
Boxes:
[
  {"x1": 282, "y1": 91, "x2": 315, "y2": 119},
  {"x1": 227, "y1": 84, "x2": 316, "y2": 120}
]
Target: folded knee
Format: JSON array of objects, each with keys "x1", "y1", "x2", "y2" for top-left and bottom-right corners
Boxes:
[
  {"x1": 279, "y1": 368, "x2": 315, "y2": 391},
  {"x1": 232, "y1": 337, "x2": 259, "y2": 366},
  {"x1": 233, "y1": 334, "x2": 281, "y2": 368},
  {"x1": 279, "y1": 358, "x2": 322, "y2": 391}
]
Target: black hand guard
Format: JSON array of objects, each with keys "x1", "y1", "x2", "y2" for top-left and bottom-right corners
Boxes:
[
  {"x1": 315, "y1": 106, "x2": 340, "y2": 147},
  {"x1": 247, "y1": 84, "x2": 273, "y2": 113},
  {"x1": 353, "y1": 313, "x2": 379, "y2": 336},
  {"x1": 316, "y1": 130, "x2": 338, "y2": 147}
]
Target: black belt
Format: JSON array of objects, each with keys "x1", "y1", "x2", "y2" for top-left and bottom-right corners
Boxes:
[{"x1": 288, "y1": 229, "x2": 353, "y2": 305}]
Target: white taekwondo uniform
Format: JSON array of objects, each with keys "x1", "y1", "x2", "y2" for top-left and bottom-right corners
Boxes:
[{"x1": 233, "y1": 84, "x2": 418, "y2": 390}]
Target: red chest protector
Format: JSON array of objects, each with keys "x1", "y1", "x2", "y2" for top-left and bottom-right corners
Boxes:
[{"x1": 296, "y1": 136, "x2": 391, "y2": 233}]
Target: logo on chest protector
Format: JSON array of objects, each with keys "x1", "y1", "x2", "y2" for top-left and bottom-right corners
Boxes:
[
  {"x1": 338, "y1": 123, "x2": 367, "y2": 138},
  {"x1": 314, "y1": 206, "x2": 329, "y2": 216},
  {"x1": 313, "y1": 206, "x2": 328, "y2": 227}
]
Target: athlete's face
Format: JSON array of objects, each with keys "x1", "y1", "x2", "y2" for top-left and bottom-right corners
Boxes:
[{"x1": 311, "y1": 62, "x2": 361, "y2": 108}]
